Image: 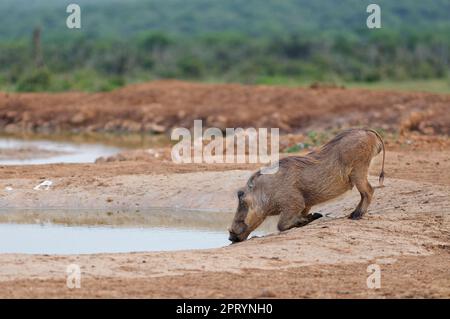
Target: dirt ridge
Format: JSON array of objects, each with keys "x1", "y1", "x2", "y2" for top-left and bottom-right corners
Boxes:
[{"x1": 1, "y1": 81, "x2": 449, "y2": 135}]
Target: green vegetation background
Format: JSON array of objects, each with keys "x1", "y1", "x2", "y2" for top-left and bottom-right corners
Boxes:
[{"x1": 0, "y1": 0, "x2": 449, "y2": 92}]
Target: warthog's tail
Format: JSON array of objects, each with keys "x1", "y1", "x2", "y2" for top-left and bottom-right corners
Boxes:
[{"x1": 366, "y1": 129, "x2": 385, "y2": 187}]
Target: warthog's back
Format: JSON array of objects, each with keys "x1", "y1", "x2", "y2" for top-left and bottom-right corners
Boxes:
[
  {"x1": 280, "y1": 128, "x2": 383, "y2": 205},
  {"x1": 310, "y1": 128, "x2": 381, "y2": 165}
]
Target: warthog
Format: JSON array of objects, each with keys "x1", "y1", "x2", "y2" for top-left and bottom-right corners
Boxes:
[{"x1": 228, "y1": 128, "x2": 385, "y2": 243}]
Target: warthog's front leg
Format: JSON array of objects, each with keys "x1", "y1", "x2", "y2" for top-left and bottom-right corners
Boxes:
[{"x1": 277, "y1": 199, "x2": 322, "y2": 231}]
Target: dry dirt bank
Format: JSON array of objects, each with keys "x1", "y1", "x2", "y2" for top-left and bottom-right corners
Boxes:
[
  {"x1": 1, "y1": 81, "x2": 449, "y2": 135},
  {"x1": 0, "y1": 187, "x2": 448, "y2": 298},
  {"x1": 0, "y1": 149, "x2": 449, "y2": 210}
]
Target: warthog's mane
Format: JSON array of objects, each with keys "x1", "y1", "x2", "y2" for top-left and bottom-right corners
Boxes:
[
  {"x1": 310, "y1": 128, "x2": 356, "y2": 157},
  {"x1": 280, "y1": 129, "x2": 356, "y2": 168},
  {"x1": 250, "y1": 129, "x2": 366, "y2": 182}
]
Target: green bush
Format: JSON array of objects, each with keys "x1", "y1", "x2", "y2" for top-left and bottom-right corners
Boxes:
[
  {"x1": 177, "y1": 56, "x2": 204, "y2": 78},
  {"x1": 16, "y1": 68, "x2": 52, "y2": 92}
]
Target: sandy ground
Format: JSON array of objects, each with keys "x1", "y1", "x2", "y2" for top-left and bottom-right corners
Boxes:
[{"x1": 0, "y1": 147, "x2": 449, "y2": 298}]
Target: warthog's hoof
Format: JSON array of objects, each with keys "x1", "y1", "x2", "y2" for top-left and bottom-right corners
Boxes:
[
  {"x1": 311, "y1": 213, "x2": 323, "y2": 220},
  {"x1": 349, "y1": 210, "x2": 363, "y2": 220}
]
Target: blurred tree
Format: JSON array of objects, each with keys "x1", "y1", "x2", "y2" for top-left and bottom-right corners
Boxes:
[{"x1": 32, "y1": 27, "x2": 43, "y2": 67}]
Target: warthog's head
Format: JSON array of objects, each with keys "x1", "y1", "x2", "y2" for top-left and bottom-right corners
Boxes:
[{"x1": 228, "y1": 173, "x2": 267, "y2": 243}]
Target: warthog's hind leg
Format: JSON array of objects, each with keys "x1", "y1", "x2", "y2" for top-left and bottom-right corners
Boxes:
[{"x1": 349, "y1": 170, "x2": 374, "y2": 220}]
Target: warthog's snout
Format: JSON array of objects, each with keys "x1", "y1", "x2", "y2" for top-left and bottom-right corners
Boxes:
[
  {"x1": 228, "y1": 231, "x2": 241, "y2": 243},
  {"x1": 228, "y1": 224, "x2": 248, "y2": 243},
  {"x1": 228, "y1": 231, "x2": 248, "y2": 243}
]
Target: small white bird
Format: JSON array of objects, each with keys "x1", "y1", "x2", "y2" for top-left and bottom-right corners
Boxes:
[{"x1": 34, "y1": 180, "x2": 53, "y2": 190}]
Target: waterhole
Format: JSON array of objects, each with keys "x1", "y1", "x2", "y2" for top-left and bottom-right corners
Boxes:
[
  {"x1": 0, "y1": 137, "x2": 120, "y2": 164},
  {"x1": 0, "y1": 209, "x2": 277, "y2": 254}
]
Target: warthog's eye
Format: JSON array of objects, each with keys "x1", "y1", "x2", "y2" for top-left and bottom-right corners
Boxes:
[{"x1": 237, "y1": 190, "x2": 245, "y2": 199}]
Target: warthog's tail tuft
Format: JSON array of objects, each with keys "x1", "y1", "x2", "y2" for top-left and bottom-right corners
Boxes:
[{"x1": 379, "y1": 170, "x2": 385, "y2": 187}]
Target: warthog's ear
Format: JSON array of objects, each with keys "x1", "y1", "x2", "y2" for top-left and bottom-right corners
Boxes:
[{"x1": 247, "y1": 170, "x2": 262, "y2": 189}]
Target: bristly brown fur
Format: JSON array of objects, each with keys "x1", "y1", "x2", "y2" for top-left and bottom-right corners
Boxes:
[{"x1": 229, "y1": 128, "x2": 386, "y2": 242}]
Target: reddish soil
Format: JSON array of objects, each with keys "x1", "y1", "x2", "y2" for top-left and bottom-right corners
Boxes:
[{"x1": 0, "y1": 80, "x2": 449, "y2": 135}]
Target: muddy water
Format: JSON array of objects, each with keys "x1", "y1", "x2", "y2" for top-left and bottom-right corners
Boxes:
[
  {"x1": 0, "y1": 137, "x2": 120, "y2": 164},
  {"x1": 0, "y1": 209, "x2": 278, "y2": 254}
]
